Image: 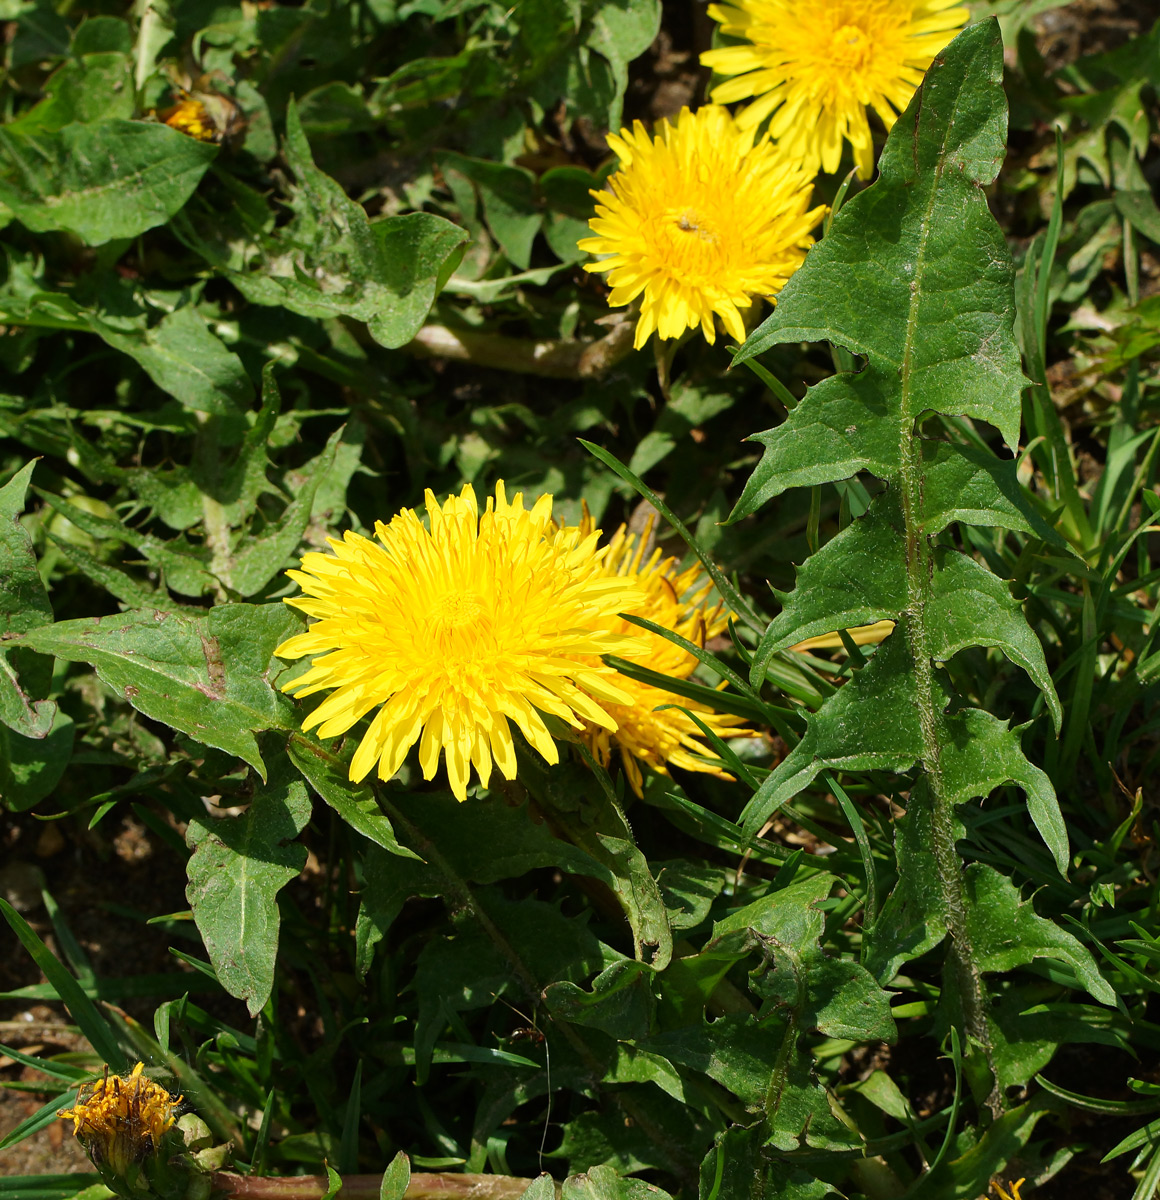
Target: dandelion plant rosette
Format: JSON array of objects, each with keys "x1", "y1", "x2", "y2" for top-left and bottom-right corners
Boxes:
[
  {"x1": 275, "y1": 483, "x2": 647, "y2": 801},
  {"x1": 701, "y1": 0, "x2": 969, "y2": 177},
  {"x1": 579, "y1": 105, "x2": 825, "y2": 349}
]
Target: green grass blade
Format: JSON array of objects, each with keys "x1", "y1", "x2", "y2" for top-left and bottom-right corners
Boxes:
[{"x1": 0, "y1": 898, "x2": 126, "y2": 1072}]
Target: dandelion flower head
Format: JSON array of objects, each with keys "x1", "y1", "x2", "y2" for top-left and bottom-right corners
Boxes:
[
  {"x1": 701, "y1": 0, "x2": 969, "y2": 178},
  {"x1": 579, "y1": 105, "x2": 825, "y2": 350},
  {"x1": 276, "y1": 483, "x2": 648, "y2": 802},
  {"x1": 158, "y1": 96, "x2": 219, "y2": 142},
  {"x1": 580, "y1": 516, "x2": 757, "y2": 796},
  {"x1": 60, "y1": 1063, "x2": 181, "y2": 1176}
]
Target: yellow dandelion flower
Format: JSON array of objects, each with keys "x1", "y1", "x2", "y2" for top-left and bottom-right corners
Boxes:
[
  {"x1": 580, "y1": 517, "x2": 758, "y2": 796},
  {"x1": 701, "y1": 0, "x2": 969, "y2": 178},
  {"x1": 60, "y1": 1062, "x2": 181, "y2": 1176},
  {"x1": 158, "y1": 97, "x2": 219, "y2": 142},
  {"x1": 578, "y1": 105, "x2": 825, "y2": 350},
  {"x1": 276, "y1": 483, "x2": 648, "y2": 802}
]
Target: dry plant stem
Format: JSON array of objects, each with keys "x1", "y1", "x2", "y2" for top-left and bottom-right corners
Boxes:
[
  {"x1": 406, "y1": 319, "x2": 635, "y2": 379},
  {"x1": 212, "y1": 1172, "x2": 548, "y2": 1200}
]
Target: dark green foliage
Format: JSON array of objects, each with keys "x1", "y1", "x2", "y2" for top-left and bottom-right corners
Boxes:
[{"x1": 2, "y1": 4, "x2": 1160, "y2": 1200}]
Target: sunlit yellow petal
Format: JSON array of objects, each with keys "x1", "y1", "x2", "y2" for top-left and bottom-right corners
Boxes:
[
  {"x1": 702, "y1": 0, "x2": 968, "y2": 178},
  {"x1": 580, "y1": 104, "x2": 825, "y2": 349},
  {"x1": 277, "y1": 482, "x2": 647, "y2": 801},
  {"x1": 790, "y1": 620, "x2": 896, "y2": 653}
]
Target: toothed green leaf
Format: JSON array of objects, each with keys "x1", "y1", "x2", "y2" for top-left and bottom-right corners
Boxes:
[
  {"x1": 941, "y1": 707, "x2": 1068, "y2": 874},
  {"x1": 920, "y1": 442, "x2": 1062, "y2": 542},
  {"x1": 863, "y1": 779, "x2": 949, "y2": 984},
  {"x1": 731, "y1": 365, "x2": 901, "y2": 519},
  {"x1": 928, "y1": 548, "x2": 1063, "y2": 732},
  {"x1": 741, "y1": 634, "x2": 923, "y2": 839},
  {"x1": 751, "y1": 494, "x2": 907, "y2": 681},
  {"x1": 964, "y1": 865, "x2": 1114, "y2": 1005}
]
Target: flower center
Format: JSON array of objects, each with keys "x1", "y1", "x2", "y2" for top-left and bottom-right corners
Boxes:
[
  {"x1": 431, "y1": 591, "x2": 485, "y2": 632},
  {"x1": 650, "y1": 203, "x2": 734, "y2": 282},
  {"x1": 828, "y1": 23, "x2": 872, "y2": 71},
  {"x1": 675, "y1": 208, "x2": 719, "y2": 246}
]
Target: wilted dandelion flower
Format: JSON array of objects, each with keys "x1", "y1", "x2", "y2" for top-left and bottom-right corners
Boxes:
[
  {"x1": 579, "y1": 105, "x2": 824, "y2": 350},
  {"x1": 276, "y1": 483, "x2": 647, "y2": 802},
  {"x1": 581, "y1": 517, "x2": 757, "y2": 796},
  {"x1": 701, "y1": 0, "x2": 969, "y2": 178},
  {"x1": 60, "y1": 1063, "x2": 181, "y2": 1176}
]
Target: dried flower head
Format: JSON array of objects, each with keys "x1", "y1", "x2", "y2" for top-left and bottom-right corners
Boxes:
[
  {"x1": 60, "y1": 1063, "x2": 181, "y2": 1176},
  {"x1": 276, "y1": 483, "x2": 647, "y2": 801},
  {"x1": 702, "y1": 0, "x2": 969, "y2": 177},
  {"x1": 579, "y1": 105, "x2": 824, "y2": 349},
  {"x1": 581, "y1": 517, "x2": 757, "y2": 796}
]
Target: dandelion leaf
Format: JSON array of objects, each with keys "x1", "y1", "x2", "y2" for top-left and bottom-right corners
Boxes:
[
  {"x1": 1, "y1": 707, "x2": 74, "y2": 812},
  {"x1": 941, "y1": 708, "x2": 1068, "y2": 875},
  {"x1": 733, "y1": 363, "x2": 901, "y2": 519},
  {"x1": 186, "y1": 743, "x2": 311, "y2": 1016},
  {"x1": 87, "y1": 306, "x2": 254, "y2": 418},
  {"x1": 0, "y1": 462, "x2": 52, "y2": 637},
  {"x1": 928, "y1": 548, "x2": 1063, "y2": 731},
  {"x1": 641, "y1": 1016, "x2": 788, "y2": 1108},
  {"x1": 920, "y1": 442, "x2": 1062, "y2": 542},
  {"x1": 702, "y1": 876, "x2": 883, "y2": 1150},
  {"x1": 735, "y1": 24, "x2": 1023, "y2": 452},
  {"x1": 741, "y1": 634, "x2": 923, "y2": 839},
  {"x1": 863, "y1": 779, "x2": 949, "y2": 984},
  {"x1": 963, "y1": 865, "x2": 1114, "y2": 1005},
  {"x1": 563, "y1": 1163, "x2": 679, "y2": 1200},
  {"x1": 751, "y1": 492, "x2": 907, "y2": 677},
  {"x1": 221, "y1": 102, "x2": 467, "y2": 349},
  {"x1": 765, "y1": 1041, "x2": 862, "y2": 1152},
  {"x1": 725, "y1": 875, "x2": 895, "y2": 1045},
  {"x1": 19, "y1": 603, "x2": 300, "y2": 777},
  {"x1": 227, "y1": 426, "x2": 344, "y2": 597},
  {"x1": 286, "y1": 732, "x2": 418, "y2": 860},
  {"x1": 545, "y1": 959, "x2": 656, "y2": 1041},
  {"x1": 0, "y1": 120, "x2": 217, "y2": 245},
  {"x1": 0, "y1": 462, "x2": 56, "y2": 739},
  {"x1": 733, "y1": 21, "x2": 1067, "y2": 873},
  {"x1": 698, "y1": 1126, "x2": 836, "y2": 1200}
]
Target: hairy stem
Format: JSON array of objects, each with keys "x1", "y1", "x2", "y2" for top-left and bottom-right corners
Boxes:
[{"x1": 896, "y1": 168, "x2": 995, "y2": 1110}]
